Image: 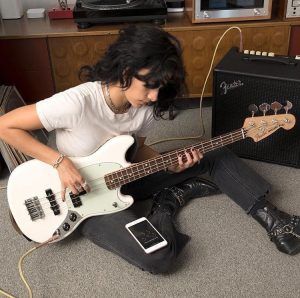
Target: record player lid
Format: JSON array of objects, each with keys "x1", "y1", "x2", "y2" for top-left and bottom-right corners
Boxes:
[{"x1": 81, "y1": 0, "x2": 144, "y2": 10}]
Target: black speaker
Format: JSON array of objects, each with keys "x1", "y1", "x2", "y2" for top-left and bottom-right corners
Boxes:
[{"x1": 212, "y1": 47, "x2": 300, "y2": 168}]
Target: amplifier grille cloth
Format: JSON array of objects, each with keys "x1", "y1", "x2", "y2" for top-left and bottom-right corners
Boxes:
[{"x1": 213, "y1": 73, "x2": 300, "y2": 167}]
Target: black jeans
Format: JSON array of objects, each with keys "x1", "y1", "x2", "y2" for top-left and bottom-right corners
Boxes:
[{"x1": 79, "y1": 147, "x2": 270, "y2": 273}]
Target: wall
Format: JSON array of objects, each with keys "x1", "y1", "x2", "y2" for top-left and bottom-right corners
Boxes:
[
  {"x1": 21, "y1": 0, "x2": 75, "y2": 10},
  {"x1": 0, "y1": 0, "x2": 76, "y2": 11}
]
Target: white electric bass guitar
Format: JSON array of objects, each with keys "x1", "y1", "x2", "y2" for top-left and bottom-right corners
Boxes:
[{"x1": 7, "y1": 111, "x2": 295, "y2": 243}]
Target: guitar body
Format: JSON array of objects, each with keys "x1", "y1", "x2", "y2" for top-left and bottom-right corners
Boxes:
[{"x1": 7, "y1": 135, "x2": 135, "y2": 243}]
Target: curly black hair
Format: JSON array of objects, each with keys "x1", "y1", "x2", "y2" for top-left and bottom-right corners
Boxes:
[{"x1": 79, "y1": 24, "x2": 186, "y2": 118}]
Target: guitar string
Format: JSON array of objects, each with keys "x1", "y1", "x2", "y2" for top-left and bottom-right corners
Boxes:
[
  {"x1": 28, "y1": 129, "x2": 247, "y2": 211},
  {"x1": 26, "y1": 122, "x2": 283, "y2": 217},
  {"x1": 30, "y1": 128, "x2": 247, "y2": 210},
  {"x1": 29, "y1": 121, "x2": 285, "y2": 212}
]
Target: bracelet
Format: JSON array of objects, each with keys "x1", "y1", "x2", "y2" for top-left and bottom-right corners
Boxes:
[{"x1": 53, "y1": 154, "x2": 65, "y2": 168}]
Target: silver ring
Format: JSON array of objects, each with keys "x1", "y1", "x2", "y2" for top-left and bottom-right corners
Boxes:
[{"x1": 82, "y1": 181, "x2": 88, "y2": 188}]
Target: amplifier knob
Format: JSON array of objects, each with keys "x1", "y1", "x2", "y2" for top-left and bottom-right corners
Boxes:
[
  {"x1": 256, "y1": 51, "x2": 261, "y2": 55},
  {"x1": 268, "y1": 52, "x2": 275, "y2": 57},
  {"x1": 295, "y1": 55, "x2": 300, "y2": 60},
  {"x1": 262, "y1": 51, "x2": 268, "y2": 56},
  {"x1": 250, "y1": 50, "x2": 255, "y2": 55},
  {"x1": 244, "y1": 50, "x2": 249, "y2": 54}
]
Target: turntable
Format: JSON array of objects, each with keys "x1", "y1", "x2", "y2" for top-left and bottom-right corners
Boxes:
[{"x1": 73, "y1": 0, "x2": 168, "y2": 29}]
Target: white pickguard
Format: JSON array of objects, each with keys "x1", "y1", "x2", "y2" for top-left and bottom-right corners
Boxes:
[{"x1": 7, "y1": 135, "x2": 135, "y2": 243}]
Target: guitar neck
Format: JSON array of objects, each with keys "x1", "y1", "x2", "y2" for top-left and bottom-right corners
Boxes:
[{"x1": 105, "y1": 128, "x2": 245, "y2": 189}]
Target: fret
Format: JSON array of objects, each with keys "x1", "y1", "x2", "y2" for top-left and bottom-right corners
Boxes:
[
  {"x1": 166, "y1": 152, "x2": 175, "y2": 168},
  {"x1": 104, "y1": 174, "x2": 113, "y2": 190},
  {"x1": 142, "y1": 161, "x2": 152, "y2": 176},
  {"x1": 220, "y1": 136, "x2": 224, "y2": 146},
  {"x1": 126, "y1": 166, "x2": 134, "y2": 181},
  {"x1": 121, "y1": 168, "x2": 129, "y2": 183},
  {"x1": 176, "y1": 149, "x2": 184, "y2": 163},
  {"x1": 222, "y1": 134, "x2": 230, "y2": 145},
  {"x1": 199, "y1": 142, "x2": 204, "y2": 154},
  {"x1": 156, "y1": 155, "x2": 167, "y2": 171},
  {"x1": 120, "y1": 168, "x2": 130, "y2": 185},
  {"x1": 116, "y1": 171, "x2": 124, "y2": 184},
  {"x1": 106, "y1": 129, "x2": 245, "y2": 190},
  {"x1": 110, "y1": 172, "x2": 120, "y2": 187},
  {"x1": 132, "y1": 163, "x2": 143, "y2": 179},
  {"x1": 154, "y1": 156, "x2": 160, "y2": 173},
  {"x1": 149, "y1": 159, "x2": 159, "y2": 172},
  {"x1": 170, "y1": 151, "x2": 180, "y2": 168},
  {"x1": 210, "y1": 138, "x2": 222, "y2": 150}
]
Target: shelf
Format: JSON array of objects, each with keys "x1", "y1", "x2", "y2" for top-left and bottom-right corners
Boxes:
[{"x1": 1, "y1": 13, "x2": 300, "y2": 39}]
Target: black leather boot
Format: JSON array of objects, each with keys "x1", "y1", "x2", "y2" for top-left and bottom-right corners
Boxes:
[
  {"x1": 252, "y1": 201, "x2": 300, "y2": 255},
  {"x1": 149, "y1": 177, "x2": 221, "y2": 217}
]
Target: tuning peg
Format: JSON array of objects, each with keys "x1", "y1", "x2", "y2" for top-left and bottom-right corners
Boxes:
[
  {"x1": 283, "y1": 101, "x2": 293, "y2": 114},
  {"x1": 248, "y1": 104, "x2": 258, "y2": 117},
  {"x1": 259, "y1": 103, "x2": 270, "y2": 116},
  {"x1": 270, "y1": 101, "x2": 283, "y2": 115}
]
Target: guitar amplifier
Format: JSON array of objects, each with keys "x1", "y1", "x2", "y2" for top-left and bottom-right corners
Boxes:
[{"x1": 212, "y1": 47, "x2": 300, "y2": 167}]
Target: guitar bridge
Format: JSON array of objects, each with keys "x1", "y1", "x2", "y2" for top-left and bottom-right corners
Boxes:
[{"x1": 25, "y1": 196, "x2": 45, "y2": 221}]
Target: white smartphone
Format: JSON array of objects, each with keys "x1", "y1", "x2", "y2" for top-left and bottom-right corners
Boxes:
[{"x1": 125, "y1": 217, "x2": 168, "y2": 254}]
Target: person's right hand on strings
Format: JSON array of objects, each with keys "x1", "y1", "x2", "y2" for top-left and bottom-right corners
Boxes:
[{"x1": 55, "y1": 156, "x2": 90, "y2": 201}]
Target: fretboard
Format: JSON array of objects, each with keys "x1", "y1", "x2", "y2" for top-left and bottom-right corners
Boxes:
[{"x1": 105, "y1": 128, "x2": 245, "y2": 190}]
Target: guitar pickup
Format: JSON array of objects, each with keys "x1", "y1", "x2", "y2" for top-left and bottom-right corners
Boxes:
[
  {"x1": 45, "y1": 189, "x2": 60, "y2": 215},
  {"x1": 69, "y1": 189, "x2": 86, "y2": 208}
]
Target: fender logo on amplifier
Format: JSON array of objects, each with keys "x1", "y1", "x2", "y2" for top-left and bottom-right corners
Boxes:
[{"x1": 220, "y1": 80, "x2": 244, "y2": 95}]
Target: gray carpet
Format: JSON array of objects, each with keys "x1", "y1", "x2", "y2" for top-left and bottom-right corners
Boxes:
[{"x1": 1, "y1": 107, "x2": 300, "y2": 298}]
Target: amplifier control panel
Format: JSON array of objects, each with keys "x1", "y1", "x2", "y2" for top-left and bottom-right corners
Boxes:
[
  {"x1": 243, "y1": 49, "x2": 300, "y2": 60},
  {"x1": 243, "y1": 50, "x2": 275, "y2": 57}
]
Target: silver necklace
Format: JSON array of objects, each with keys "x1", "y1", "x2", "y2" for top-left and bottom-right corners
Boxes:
[{"x1": 105, "y1": 83, "x2": 130, "y2": 114}]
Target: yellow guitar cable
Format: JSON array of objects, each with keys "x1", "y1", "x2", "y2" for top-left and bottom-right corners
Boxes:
[
  {"x1": 148, "y1": 26, "x2": 243, "y2": 147},
  {"x1": 0, "y1": 235, "x2": 59, "y2": 298}
]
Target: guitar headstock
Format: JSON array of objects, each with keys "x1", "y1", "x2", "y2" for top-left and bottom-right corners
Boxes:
[{"x1": 243, "y1": 102, "x2": 296, "y2": 142}]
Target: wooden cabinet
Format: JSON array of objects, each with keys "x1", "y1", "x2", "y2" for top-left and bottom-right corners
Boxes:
[
  {"x1": 0, "y1": 38, "x2": 54, "y2": 104},
  {"x1": 0, "y1": 15, "x2": 297, "y2": 101},
  {"x1": 289, "y1": 26, "x2": 300, "y2": 55},
  {"x1": 171, "y1": 25, "x2": 289, "y2": 97},
  {"x1": 48, "y1": 34, "x2": 118, "y2": 92},
  {"x1": 48, "y1": 24, "x2": 290, "y2": 97}
]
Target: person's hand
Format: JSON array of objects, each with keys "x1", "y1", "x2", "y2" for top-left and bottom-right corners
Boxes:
[
  {"x1": 55, "y1": 157, "x2": 90, "y2": 201},
  {"x1": 167, "y1": 148, "x2": 203, "y2": 173}
]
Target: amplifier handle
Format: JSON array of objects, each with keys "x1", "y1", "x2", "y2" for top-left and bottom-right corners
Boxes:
[{"x1": 243, "y1": 56, "x2": 297, "y2": 66}]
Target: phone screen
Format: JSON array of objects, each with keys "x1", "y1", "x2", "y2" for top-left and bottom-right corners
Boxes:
[{"x1": 127, "y1": 220, "x2": 165, "y2": 249}]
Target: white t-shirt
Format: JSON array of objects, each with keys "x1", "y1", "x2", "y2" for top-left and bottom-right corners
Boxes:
[{"x1": 36, "y1": 81, "x2": 154, "y2": 157}]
